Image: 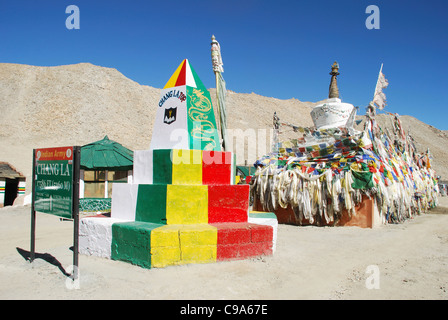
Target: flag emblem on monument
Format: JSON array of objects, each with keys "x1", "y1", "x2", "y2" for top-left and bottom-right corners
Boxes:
[{"x1": 164, "y1": 107, "x2": 177, "y2": 125}]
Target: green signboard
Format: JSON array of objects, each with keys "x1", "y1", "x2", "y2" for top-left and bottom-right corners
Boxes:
[
  {"x1": 30, "y1": 146, "x2": 81, "y2": 280},
  {"x1": 33, "y1": 146, "x2": 77, "y2": 218}
]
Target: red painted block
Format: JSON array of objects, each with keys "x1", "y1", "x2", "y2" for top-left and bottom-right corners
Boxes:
[
  {"x1": 213, "y1": 223, "x2": 251, "y2": 245},
  {"x1": 216, "y1": 245, "x2": 239, "y2": 261},
  {"x1": 216, "y1": 242, "x2": 272, "y2": 261},
  {"x1": 213, "y1": 223, "x2": 273, "y2": 261},
  {"x1": 249, "y1": 224, "x2": 273, "y2": 243},
  {"x1": 237, "y1": 242, "x2": 272, "y2": 258},
  {"x1": 208, "y1": 185, "x2": 249, "y2": 223},
  {"x1": 202, "y1": 151, "x2": 232, "y2": 185}
]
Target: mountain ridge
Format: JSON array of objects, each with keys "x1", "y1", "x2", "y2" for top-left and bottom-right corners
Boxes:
[{"x1": 1, "y1": 62, "x2": 446, "y2": 185}]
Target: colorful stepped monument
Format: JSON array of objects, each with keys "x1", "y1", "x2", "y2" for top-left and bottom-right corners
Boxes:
[{"x1": 79, "y1": 59, "x2": 277, "y2": 268}]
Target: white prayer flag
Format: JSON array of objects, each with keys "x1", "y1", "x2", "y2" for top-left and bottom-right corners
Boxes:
[{"x1": 373, "y1": 65, "x2": 389, "y2": 110}]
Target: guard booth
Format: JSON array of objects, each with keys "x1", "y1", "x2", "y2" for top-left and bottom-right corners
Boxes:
[
  {"x1": 79, "y1": 136, "x2": 133, "y2": 213},
  {"x1": 0, "y1": 162, "x2": 26, "y2": 207}
]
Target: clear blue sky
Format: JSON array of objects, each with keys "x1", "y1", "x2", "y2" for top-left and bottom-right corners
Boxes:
[{"x1": 1, "y1": 0, "x2": 447, "y2": 129}]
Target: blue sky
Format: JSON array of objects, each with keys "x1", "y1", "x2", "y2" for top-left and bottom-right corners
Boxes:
[{"x1": 1, "y1": 0, "x2": 447, "y2": 129}]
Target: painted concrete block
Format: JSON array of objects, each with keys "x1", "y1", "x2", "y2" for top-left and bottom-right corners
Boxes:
[
  {"x1": 249, "y1": 224, "x2": 273, "y2": 243},
  {"x1": 179, "y1": 224, "x2": 217, "y2": 246},
  {"x1": 151, "y1": 224, "x2": 181, "y2": 248},
  {"x1": 133, "y1": 149, "x2": 154, "y2": 184},
  {"x1": 212, "y1": 223, "x2": 251, "y2": 245},
  {"x1": 166, "y1": 185, "x2": 208, "y2": 224},
  {"x1": 216, "y1": 242, "x2": 272, "y2": 261},
  {"x1": 213, "y1": 222, "x2": 273, "y2": 261},
  {"x1": 79, "y1": 217, "x2": 126, "y2": 258},
  {"x1": 152, "y1": 149, "x2": 172, "y2": 184},
  {"x1": 111, "y1": 221, "x2": 163, "y2": 269},
  {"x1": 181, "y1": 245, "x2": 217, "y2": 265},
  {"x1": 172, "y1": 149, "x2": 202, "y2": 185},
  {"x1": 151, "y1": 224, "x2": 218, "y2": 267},
  {"x1": 151, "y1": 246, "x2": 182, "y2": 268},
  {"x1": 151, "y1": 225, "x2": 182, "y2": 268},
  {"x1": 135, "y1": 184, "x2": 167, "y2": 224},
  {"x1": 202, "y1": 151, "x2": 232, "y2": 185},
  {"x1": 110, "y1": 183, "x2": 138, "y2": 221},
  {"x1": 248, "y1": 211, "x2": 278, "y2": 253},
  {"x1": 208, "y1": 185, "x2": 249, "y2": 223},
  {"x1": 179, "y1": 224, "x2": 217, "y2": 265},
  {"x1": 234, "y1": 242, "x2": 272, "y2": 258}
]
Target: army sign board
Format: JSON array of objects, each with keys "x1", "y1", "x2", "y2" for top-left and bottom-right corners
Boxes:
[
  {"x1": 33, "y1": 146, "x2": 77, "y2": 218},
  {"x1": 30, "y1": 146, "x2": 81, "y2": 278}
]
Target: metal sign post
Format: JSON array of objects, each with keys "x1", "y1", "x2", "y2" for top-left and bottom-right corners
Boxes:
[
  {"x1": 72, "y1": 146, "x2": 80, "y2": 280},
  {"x1": 30, "y1": 146, "x2": 81, "y2": 280},
  {"x1": 30, "y1": 149, "x2": 36, "y2": 263}
]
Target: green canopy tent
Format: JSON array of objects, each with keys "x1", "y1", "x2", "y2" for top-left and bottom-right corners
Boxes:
[
  {"x1": 79, "y1": 136, "x2": 133, "y2": 213},
  {"x1": 81, "y1": 135, "x2": 133, "y2": 171}
]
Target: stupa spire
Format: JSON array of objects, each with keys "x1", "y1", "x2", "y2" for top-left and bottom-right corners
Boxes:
[{"x1": 328, "y1": 61, "x2": 340, "y2": 99}]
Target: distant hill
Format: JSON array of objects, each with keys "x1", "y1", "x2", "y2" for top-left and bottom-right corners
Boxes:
[{"x1": 1, "y1": 63, "x2": 446, "y2": 190}]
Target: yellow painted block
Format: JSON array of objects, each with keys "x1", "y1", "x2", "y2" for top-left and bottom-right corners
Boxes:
[
  {"x1": 172, "y1": 149, "x2": 202, "y2": 185},
  {"x1": 151, "y1": 225, "x2": 181, "y2": 268},
  {"x1": 178, "y1": 224, "x2": 217, "y2": 265},
  {"x1": 166, "y1": 185, "x2": 208, "y2": 224},
  {"x1": 151, "y1": 224, "x2": 218, "y2": 267},
  {"x1": 179, "y1": 224, "x2": 217, "y2": 246},
  {"x1": 151, "y1": 247, "x2": 181, "y2": 268},
  {"x1": 180, "y1": 245, "x2": 217, "y2": 265},
  {"x1": 151, "y1": 225, "x2": 180, "y2": 248}
]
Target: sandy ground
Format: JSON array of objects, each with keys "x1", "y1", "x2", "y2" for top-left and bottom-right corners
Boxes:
[{"x1": 1, "y1": 197, "x2": 447, "y2": 300}]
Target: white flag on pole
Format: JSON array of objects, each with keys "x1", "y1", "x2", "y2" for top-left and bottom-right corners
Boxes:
[{"x1": 372, "y1": 64, "x2": 389, "y2": 110}]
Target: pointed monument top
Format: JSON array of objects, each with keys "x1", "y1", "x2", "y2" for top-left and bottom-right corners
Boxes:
[
  {"x1": 151, "y1": 59, "x2": 221, "y2": 151},
  {"x1": 164, "y1": 59, "x2": 206, "y2": 89}
]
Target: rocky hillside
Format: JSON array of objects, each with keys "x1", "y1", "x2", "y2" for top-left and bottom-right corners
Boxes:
[{"x1": 1, "y1": 63, "x2": 446, "y2": 186}]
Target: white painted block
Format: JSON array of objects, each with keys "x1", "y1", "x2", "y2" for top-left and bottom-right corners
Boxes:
[
  {"x1": 133, "y1": 149, "x2": 154, "y2": 184},
  {"x1": 79, "y1": 217, "x2": 125, "y2": 258},
  {"x1": 110, "y1": 183, "x2": 138, "y2": 221}
]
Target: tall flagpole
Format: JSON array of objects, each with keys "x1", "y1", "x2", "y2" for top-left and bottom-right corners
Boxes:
[
  {"x1": 211, "y1": 35, "x2": 226, "y2": 151},
  {"x1": 214, "y1": 68, "x2": 221, "y2": 139}
]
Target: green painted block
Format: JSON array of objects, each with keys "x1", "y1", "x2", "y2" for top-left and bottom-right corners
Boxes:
[
  {"x1": 153, "y1": 149, "x2": 172, "y2": 184},
  {"x1": 135, "y1": 184, "x2": 167, "y2": 224},
  {"x1": 249, "y1": 211, "x2": 277, "y2": 219},
  {"x1": 111, "y1": 221, "x2": 163, "y2": 269}
]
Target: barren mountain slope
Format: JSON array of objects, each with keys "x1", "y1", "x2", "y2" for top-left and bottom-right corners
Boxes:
[{"x1": 0, "y1": 63, "x2": 445, "y2": 183}]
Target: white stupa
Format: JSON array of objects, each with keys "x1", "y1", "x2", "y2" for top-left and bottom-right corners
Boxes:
[{"x1": 310, "y1": 62, "x2": 356, "y2": 130}]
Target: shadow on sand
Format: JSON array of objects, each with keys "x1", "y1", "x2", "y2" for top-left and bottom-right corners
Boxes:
[{"x1": 16, "y1": 247, "x2": 71, "y2": 277}]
